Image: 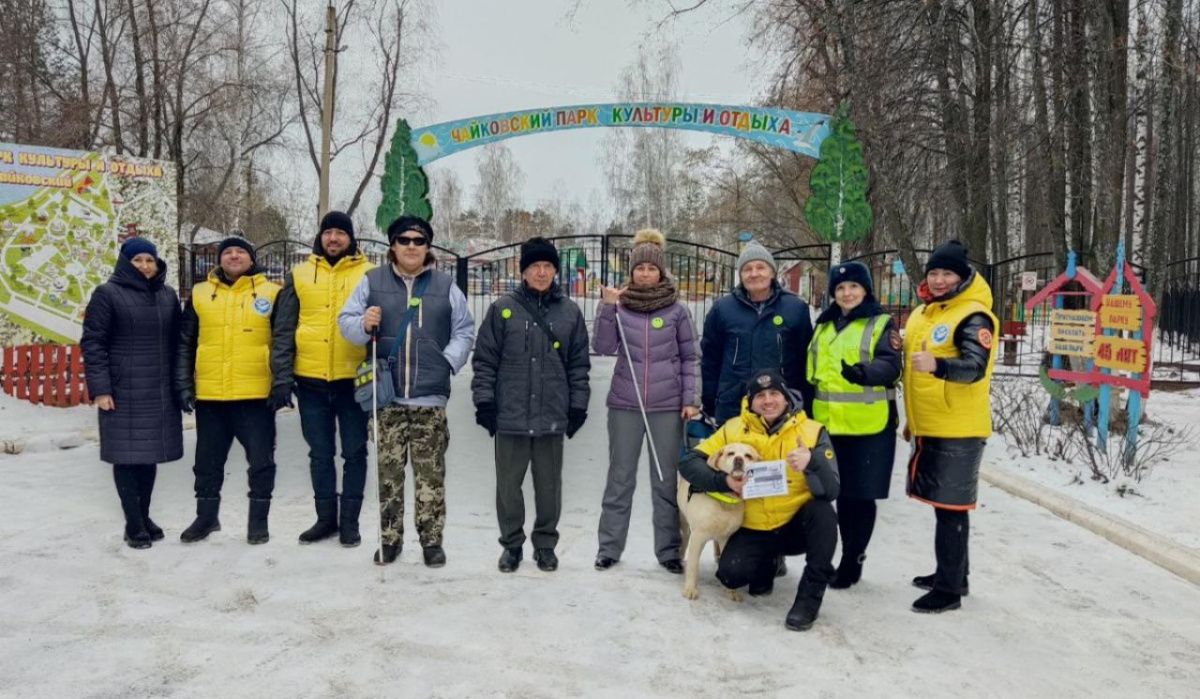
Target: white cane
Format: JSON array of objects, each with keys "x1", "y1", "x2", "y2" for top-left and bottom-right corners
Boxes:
[
  {"x1": 371, "y1": 334, "x2": 386, "y2": 583},
  {"x1": 614, "y1": 310, "x2": 665, "y2": 482}
]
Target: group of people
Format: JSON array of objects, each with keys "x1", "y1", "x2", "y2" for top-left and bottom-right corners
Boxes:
[{"x1": 82, "y1": 214, "x2": 996, "y2": 632}]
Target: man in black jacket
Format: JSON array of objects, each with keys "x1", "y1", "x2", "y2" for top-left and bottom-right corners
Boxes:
[{"x1": 471, "y1": 237, "x2": 591, "y2": 574}]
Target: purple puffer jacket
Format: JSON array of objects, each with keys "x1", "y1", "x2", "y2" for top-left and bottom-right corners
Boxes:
[{"x1": 593, "y1": 300, "x2": 699, "y2": 412}]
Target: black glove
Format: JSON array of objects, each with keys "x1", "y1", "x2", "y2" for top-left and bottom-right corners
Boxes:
[
  {"x1": 840, "y1": 360, "x2": 867, "y2": 385},
  {"x1": 178, "y1": 389, "x2": 195, "y2": 414},
  {"x1": 566, "y1": 408, "x2": 587, "y2": 439},
  {"x1": 267, "y1": 383, "x2": 294, "y2": 411},
  {"x1": 804, "y1": 456, "x2": 840, "y2": 501},
  {"x1": 475, "y1": 403, "x2": 497, "y2": 437}
]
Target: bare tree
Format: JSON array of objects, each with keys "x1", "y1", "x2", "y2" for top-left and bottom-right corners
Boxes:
[{"x1": 474, "y1": 143, "x2": 525, "y2": 242}]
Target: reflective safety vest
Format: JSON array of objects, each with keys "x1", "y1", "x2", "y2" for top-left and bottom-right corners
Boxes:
[
  {"x1": 806, "y1": 314, "x2": 892, "y2": 436},
  {"x1": 292, "y1": 254, "x2": 373, "y2": 381},
  {"x1": 191, "y1": 271, "x2": 280, "y2": 401},
  {"x1": 902, "y1": 273, "x2": 998, "y2": 438}
]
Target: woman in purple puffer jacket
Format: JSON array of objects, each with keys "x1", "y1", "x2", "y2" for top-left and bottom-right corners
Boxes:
[{"x1": 592, "y1": 229, "x2": 700, "y2": 575}]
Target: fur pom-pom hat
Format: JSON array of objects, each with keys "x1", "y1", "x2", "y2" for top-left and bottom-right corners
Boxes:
[{"x1": 629, "y1": 228, "x2": 669, "y2": 279}]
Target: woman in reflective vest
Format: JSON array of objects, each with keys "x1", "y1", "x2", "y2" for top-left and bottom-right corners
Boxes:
[
  {"x1": 806, "y1": 261, "x2": 900, "y2": 589},
  {"x1": 902, "y1": 240, "x2": 997, "y2": 615}
]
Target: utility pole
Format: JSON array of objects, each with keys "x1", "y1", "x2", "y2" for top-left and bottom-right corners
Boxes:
[{"x1": 318, "y1": 1, "x2": 336, "y2": 218}]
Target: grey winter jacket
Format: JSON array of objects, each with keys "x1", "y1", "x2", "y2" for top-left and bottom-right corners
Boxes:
[
  {"x1": 472, "y1": 283, "x2": 590, "y2": 436},
  {"x1": 592, "y1": 300, "x2": 699, "y2": 412}
]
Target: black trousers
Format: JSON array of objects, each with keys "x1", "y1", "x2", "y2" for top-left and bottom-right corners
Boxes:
[
  {"x1": 494, "y1": 433, "x2": 563, "y2": 550},
  {"x1": 295, "y1": 379, "x2": 369, "y2": 500},
  {"x1": 716, "y1": 500, "x2": 838, "y2": 590},
  {"x1": 193, "y1": 400, "x2": 277, "y2": 500},
  {"x1": 934, "y1": 508, "x2": 970, "y2": 594}
]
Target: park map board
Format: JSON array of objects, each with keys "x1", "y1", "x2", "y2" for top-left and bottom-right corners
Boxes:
[{"x1": 0, "y1": 142, "x2": 176, "y2": 345}]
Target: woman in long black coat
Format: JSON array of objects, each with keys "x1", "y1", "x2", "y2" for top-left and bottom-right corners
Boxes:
[{"x1": 80, "y1": 238, "x2": 183, "y2": 549}]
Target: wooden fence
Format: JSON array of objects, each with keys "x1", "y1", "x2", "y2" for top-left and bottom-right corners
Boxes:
[{"x1": 1, "y1": 344, "x2": 90, "y2": 407}]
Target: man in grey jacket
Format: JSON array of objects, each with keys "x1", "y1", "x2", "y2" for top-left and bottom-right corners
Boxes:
[
  {"x1": 338, "y1": 216, "x2": 474, "y2": 567},
  {"x1": 472, "y1": 236, "x2": 591, "y2": 574}
]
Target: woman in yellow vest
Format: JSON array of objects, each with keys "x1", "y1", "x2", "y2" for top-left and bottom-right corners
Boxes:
[
  {"x1": 174, "y1": 236, "x2": 282, "y2": 546},
  {"x1": 902, "y1": 240, "x2": 997, "y2": 614},
  {"x1": 679, "y1": 370, "x2": 840, "y2": 632},
  {"x1": 806, "y1": 261, "x2": 901, "y2": 590}
]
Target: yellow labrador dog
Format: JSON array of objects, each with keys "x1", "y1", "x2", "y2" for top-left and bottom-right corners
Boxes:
[{"x1": 677, "y1": 443, "x2": 757, "y2": 601}]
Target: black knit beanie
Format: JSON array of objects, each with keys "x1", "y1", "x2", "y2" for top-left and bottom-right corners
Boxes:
[
  {"x1": 925, "y1": 240, "x2": 972, "y2": 279},
  {"x1": 218, "y1": 236, "x2": 256, "y2": 263},
  {"x1": 745, "y1": 369, "x2": 790, "y2": 405},
  {"x1": 387, "y1": 216, "x2": 434, "y2": 245},
  {"x1": 519, "y1": 236, "x2": 560, "y2": 273},
  {"x1": 320, "y1": 210, "x2": 355, "y2": 239},
  {"x1": 828, "y1": 261, "x2": 874, "y2": 299}
]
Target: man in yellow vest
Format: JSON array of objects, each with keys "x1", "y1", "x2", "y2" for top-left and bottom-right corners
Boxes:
[
  {"x1": 678, "y1": 369, "x2": 840, "y2": 632},
  {"x1": 902, "y1": 239, "x2": 997, "y2": 614},
  {"x1": 270, "y1": 211, "x2": 374, "y2": 546},
  {"x1": 175, "y1": 236, "x2": 282, "y2": 545}
]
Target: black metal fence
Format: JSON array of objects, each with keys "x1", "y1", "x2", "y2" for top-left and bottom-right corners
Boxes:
[{"x1": 176, "y1": 238, "x2": 1200, "y2": 384}]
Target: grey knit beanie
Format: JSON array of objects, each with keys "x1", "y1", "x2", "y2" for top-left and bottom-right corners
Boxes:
[{"x1": 737, "y1": 241, "x2": 776, "y2": 273}]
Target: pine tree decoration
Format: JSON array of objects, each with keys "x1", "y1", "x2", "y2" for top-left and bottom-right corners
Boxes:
[
  {"x1": 376, "y1": 118, "x2": 433, "y2": 232},
  {"x1": 804, "y1": 104, "x2": 873, "y2": 242}
]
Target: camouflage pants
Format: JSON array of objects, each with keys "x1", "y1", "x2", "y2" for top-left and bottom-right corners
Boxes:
[{"x1": 372, "y1": 405, "x2": 448, "y2": 547}]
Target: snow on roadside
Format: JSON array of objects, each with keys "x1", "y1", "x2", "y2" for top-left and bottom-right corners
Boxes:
[
  {"x1": 986, "y1": 381, "x2": 1200, "y2": 550},
  {"x1": 0, "y1": 391, "x2": 97, "y2": 453}
]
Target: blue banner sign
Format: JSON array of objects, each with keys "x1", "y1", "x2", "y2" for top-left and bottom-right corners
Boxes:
[{"x1": 411, "y1": 103, "x2": 832, "y2": 164}]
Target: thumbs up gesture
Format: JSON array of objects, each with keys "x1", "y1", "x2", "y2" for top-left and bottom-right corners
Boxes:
[{"x1": 911, "y1": 339, "x2": 938, "y2": 374}]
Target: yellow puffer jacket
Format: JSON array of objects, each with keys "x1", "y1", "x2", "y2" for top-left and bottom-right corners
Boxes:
[
  {"x1": 902, "y1": 273, "x2": 998, "y2": 437},
  {"x1": 695, "y1": 397, "x2": 826, "y2": 531},
  {"x1": 292, "y1": 253, "x2": 373, "y2": 380},
  {"x1": 191, "y1": 271, "x2": 281, "y2": 400}
]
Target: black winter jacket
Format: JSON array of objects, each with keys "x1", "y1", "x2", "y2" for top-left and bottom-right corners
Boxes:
[
  {"x1": 80, "y1": 255, "x2": 183, "y2": 465},
  {"x1": 471, "y1": 282, "x2": 590, "y2": 436}
]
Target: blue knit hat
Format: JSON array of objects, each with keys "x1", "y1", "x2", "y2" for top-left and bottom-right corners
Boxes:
[{"x1": 120, "y1": 237, "x2": 157, "y2": 260}]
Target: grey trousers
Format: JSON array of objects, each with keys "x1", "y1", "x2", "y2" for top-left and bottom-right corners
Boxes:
[
  {"x1": 494, "y1": 433, "x2": 564, "y2": 550},
  {"x1": 597, "y1": 408, "x2": 683, "y2": 563}
]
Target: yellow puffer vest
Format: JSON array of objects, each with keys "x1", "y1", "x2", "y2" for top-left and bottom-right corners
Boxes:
[
  {"x1": 806, "y1": 314, "x2": 891, "y2": 435},
  {"x1": 696, "y1": 398, "x2": 825, "y2": 531},
  {"x1": 902, "y1": 273, "x2": 998, "y2": 438},
  {"x1": 292, "y1": 254, "x2": 373, "y2": 381},
  {"x1": 192, "y1": 271, "x2": 281, "y2": 401}
]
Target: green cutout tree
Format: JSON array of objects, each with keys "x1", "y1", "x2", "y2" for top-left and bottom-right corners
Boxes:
[
  {"x1": 376, "y1": 118, "x2": 432, "y2": 232},
  {"x1": 804, "y1": 104, "x2": 873, "y2": 242}
]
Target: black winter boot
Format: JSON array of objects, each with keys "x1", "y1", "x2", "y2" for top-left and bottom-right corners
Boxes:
[
  {"x1": 114, "y1": 466, "x2": 151, "y2": 550},
  {"x1": 423, "y1": 545, "x2": 446, "y2": 568},
  {"x1": 247, "y1": 498, "x2": 271, "y2": 545},
  {"x1": 785, "y1": 576, "x2": 828, "y2": 631},
  {"x1": 830, "y1": 553, "x2": 866, "y2": 590},
  {"x1": 533, "y1": 548, "x2": 558, "y2": 572},
  {"x1": 136, "y1": 465, "x2": 164, "y2": 541},
  {"x1": 912, "y1": 573, "x2": 970, "y2": 596},
  {"x1": 180, "y1": 497, "x2": 221, "y2": 543},
  {"x1": 912, "y1": 589, "x2": 962, "y2": 614},
  {"x1": 339, "y1": 497, "x2": 363, "y2": 548},
  {"x1": 373, "y1": 543, "x2": 400, "y2": 565},
  {"x1": 498, "y1": 547, "x2": 522, "y2": 573},
  {"x1": 298, "y1": 497, "x2": 338, "y2": 544}
]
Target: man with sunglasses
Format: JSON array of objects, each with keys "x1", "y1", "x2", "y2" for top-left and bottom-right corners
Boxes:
[{"x1": 338, "y1": 216, "x2": 475, "y2": 567}]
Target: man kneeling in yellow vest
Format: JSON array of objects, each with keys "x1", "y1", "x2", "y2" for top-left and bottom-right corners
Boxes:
[{"x1": 678, "y1": 369, "x2": 840, "y2": 631}]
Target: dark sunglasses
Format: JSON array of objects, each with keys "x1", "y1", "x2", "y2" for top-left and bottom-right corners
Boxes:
[{"x1": 392, "y1": 235, "x2": 427, "y2": 247}]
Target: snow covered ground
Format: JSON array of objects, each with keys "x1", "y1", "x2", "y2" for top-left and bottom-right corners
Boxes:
[
  {"x1": 2, "y1": 358, "x2": 1199, "y2": 697},
  {"x1": 987, "y1": 382, "x2": 1200, "y2": 550}
]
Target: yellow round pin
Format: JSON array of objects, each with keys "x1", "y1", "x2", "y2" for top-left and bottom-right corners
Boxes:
[
  {"x1": 824, "y1": 449, "x2": 834, "y2": 459},
  {"x1": 501, "y1": 308, "x2": 512, "y2": 319},
  {"x1": 652, "y1": 317, "x2": 665, "y2": 329},
  {"x1": 553, "y1": 341, "x2": 561, "y2": 349},
  {"x1": 773, "y1": 315, "x2": 784, "y2": 326},
  {"x1": 409, "y1": 297, "x2": 421, "y2": 307}
]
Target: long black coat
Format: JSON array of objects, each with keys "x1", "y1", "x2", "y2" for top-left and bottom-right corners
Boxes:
[{"x1": 80, "y1": 255, "x2": 183, "y2": 465}]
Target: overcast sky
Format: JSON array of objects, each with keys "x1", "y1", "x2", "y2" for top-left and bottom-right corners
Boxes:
[{"x1": 328, "y1": 0, "x2": 764, "y2": 226}]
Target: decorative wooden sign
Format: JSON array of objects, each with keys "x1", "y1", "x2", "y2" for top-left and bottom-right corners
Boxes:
[
  {"x1": 1093, "y1": 336, "x2": 1147, "y2": 373},
  {"x1": 1098, "y1": 295, "x2": 1142, "y2": 332},
  {"x1": 1050, "y1": 309, "x2": 1096, "y2": 326}
]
